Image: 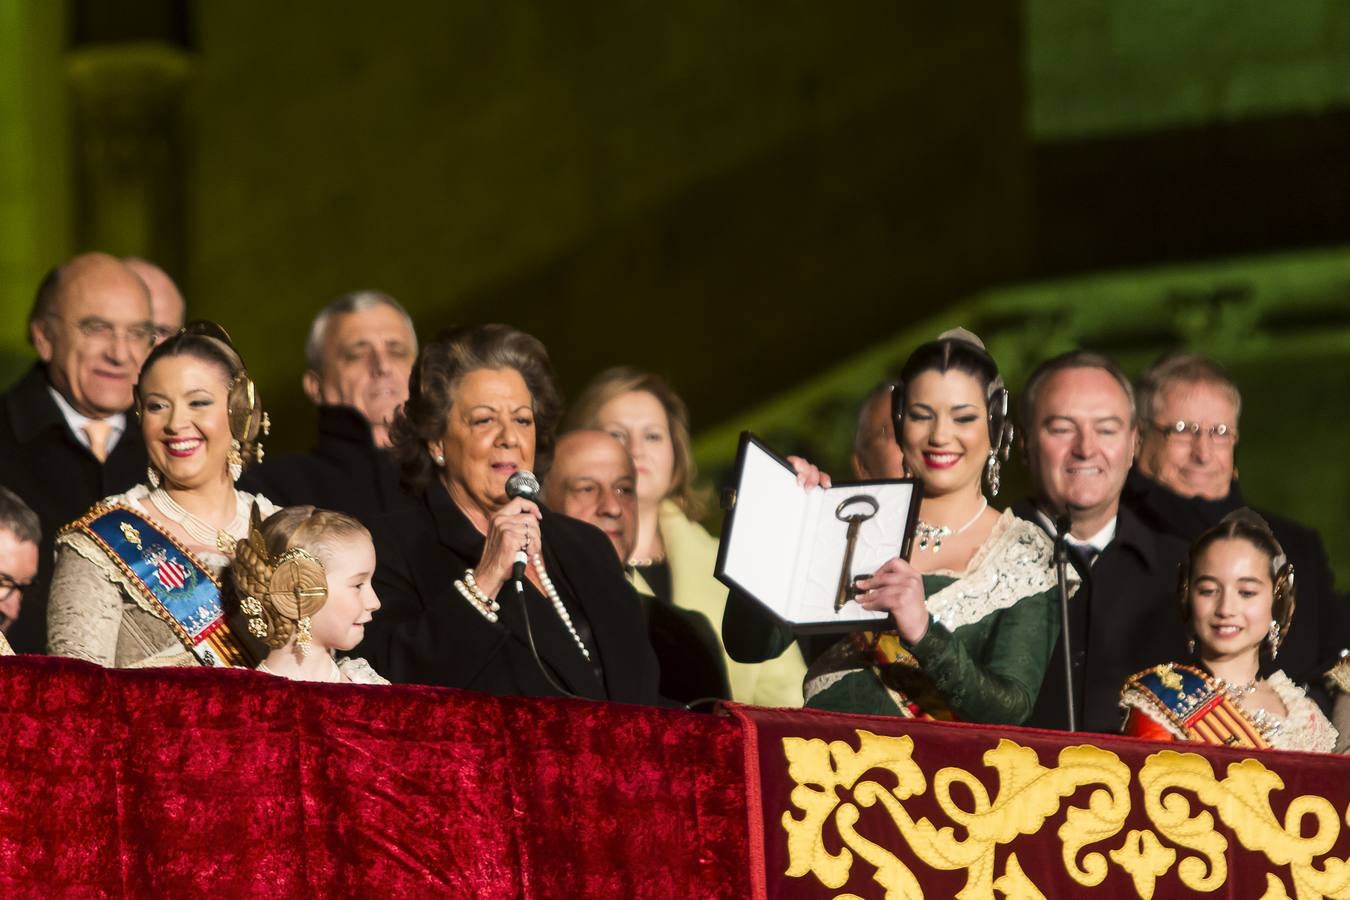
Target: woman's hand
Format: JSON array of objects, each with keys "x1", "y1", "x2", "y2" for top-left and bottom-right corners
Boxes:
[
  {"x1": 474, "y1": 498, "x2": 543, "y2": 599},
  {"x1": 786, "y1": 455, "x2": 832, "y2": 490},
  {"x1": 854, "y1": 557, "x2": 929, "y2": 644}
]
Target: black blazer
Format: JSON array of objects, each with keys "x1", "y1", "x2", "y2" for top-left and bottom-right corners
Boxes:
[
  {"x1": 359, "y1": 483, "x2": 661, "y2": 705},
  {"x1": 240, "y1": 405, "x2": 413, "y2": 526},
  {"x1": 1121, "y1": 467, "x2": 1350, "y2": 708},
  {"x1": 1015, "y1": 500, "x2": 1190, "y2": 733},
  {"x1": 0, "y1": 365, "x2": 146, "y2": 653}
]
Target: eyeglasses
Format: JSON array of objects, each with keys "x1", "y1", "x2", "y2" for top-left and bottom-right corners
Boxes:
[
  {"x1": 0, "y1": 573, "x2": 33, "y2": 602},
  {"x1": 51, "y1": 315, "x2": 157, "y2": 350},
  {"x1": 1150, "y1": 420, "x2": 1236, "y2": 445}
]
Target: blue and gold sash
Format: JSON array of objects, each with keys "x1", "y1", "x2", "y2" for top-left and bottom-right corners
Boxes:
[
  {"x1": 1124, "y1": 663, "x2": 1270, "y2": 749},
  {"x1": 64, "y1": 504, "x2": 255, "y2": 668}
]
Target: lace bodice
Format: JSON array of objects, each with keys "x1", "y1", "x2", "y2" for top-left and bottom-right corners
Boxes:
[
  {"x1": 925, "y1": 510, "x2": 1079, "y2": 630},
  {"x1": 1266, "y1": 670, "x2": 1338, "y2": 753}
]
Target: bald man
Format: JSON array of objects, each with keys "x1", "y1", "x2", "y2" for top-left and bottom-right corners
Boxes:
[
  {"x1": 544, "y1": 430, "x2": 729, "y2": 705},
  {"x1": 851, "y1": 382, "x2": 904, "y2": 479},
  {"x1": 123, "y1": 257, "x2": 186, "y2": 343},
  {"x1": 0, "y1": 253, "x2": 154, "y2": 652}
]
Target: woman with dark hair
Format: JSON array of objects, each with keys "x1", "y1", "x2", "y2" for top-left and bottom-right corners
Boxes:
[
  {"x1": 357, "y1": 324, "x2": 659, "y2": 702},
  {"x1": 569, "y1": 367, "x2": 807, "y2": 707},
  {"x1": 1119, "y1": 510, "x2": 1337, "y2": 751},
  {"x1": 47, "y1": 322, "x2": 277, "y2": 668},
  {"x1": 728, "y1": 329, "x2": 1072, "y2": 723}
]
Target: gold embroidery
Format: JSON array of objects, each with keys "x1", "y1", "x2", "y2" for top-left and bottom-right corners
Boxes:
[
  {"x1": 120, "y1": 521, "x2": 142, "y2": 549},
  {"x1": 782, "y1": 731, "x2": 1129, "y2": 897},
  {"x1": 780, "y1": 730, "x2": 1350, "y2": 898},
  {"x1": 1138, "y1": 750, "x2": 1350, "y2": 898},
  {"x1": 1109, "y1": 829, "x2": 1175, "y2": 900}
]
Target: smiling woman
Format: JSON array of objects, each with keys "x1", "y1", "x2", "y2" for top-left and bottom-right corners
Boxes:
[
  {"x1": 783, "y1": 329, "x2": 1078, "y2": 725},
  {"x1": 1120, "y1": 510, "x2": 1338, "y2": 752},
  {"x1": 357, "y1": 324, "x2": 660, "y2": 703},
  {"x1": 46, "y1": 322, "x2": 278, "y2": 668}
]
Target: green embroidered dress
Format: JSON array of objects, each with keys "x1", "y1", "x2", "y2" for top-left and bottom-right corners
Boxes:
[{"x1": 804, "y1": 510, "x2": 1076, "y2": 725}]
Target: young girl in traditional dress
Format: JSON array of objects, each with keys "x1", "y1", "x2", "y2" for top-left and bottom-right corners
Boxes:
[
  {"x1": 1120, "y1": 510, "x2": 1337, "y2": 752},
  {"x1": 231, "y1": 505, "x2": 386, "y2": 685}
]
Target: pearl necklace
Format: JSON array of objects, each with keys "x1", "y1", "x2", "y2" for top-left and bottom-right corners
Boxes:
[
  {"x1": 531, "y1": 552, "x2": 591, "y2": 661},
  {"x1": 258, "y1": 654, "x2": 343, "y2": 683},
  {"x1": 455, "y1": 556, "x2": 591, "y2": 662},
  {"x1": 150, "y1": 487, "x2": 248, "y2": 554},
  {"x1": 914, "y1": 498, "x2": 988, "y2": 553}
]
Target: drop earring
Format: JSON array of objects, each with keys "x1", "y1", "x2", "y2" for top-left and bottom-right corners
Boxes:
[
  {"x1": 227, "y1": 439, "x2": 243, "y2": 482},
  {"x1": 1267, "y1": 619, "x2": 1281, "y2": 659},
  {"x1": 984, "y1": 451, "x2": 1001, "y2": 497},
  {"x1": 147, "y1": 466, "x2": 161, "y2": 489}
]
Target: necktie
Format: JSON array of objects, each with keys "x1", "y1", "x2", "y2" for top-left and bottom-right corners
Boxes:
[
  {"x1": 83, "y1": 419, "x2": 112, "y2": 463},
  {"x1": 1069, "y1": 542, "x2": 1100, "y2": 570}
]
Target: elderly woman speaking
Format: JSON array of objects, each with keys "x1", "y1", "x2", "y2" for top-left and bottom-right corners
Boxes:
[{"x1": 357, "y1": 324, "x2": 659, "y2": 703}]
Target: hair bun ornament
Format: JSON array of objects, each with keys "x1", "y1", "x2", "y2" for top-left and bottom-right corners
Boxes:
[
  {"x1": 936, "y1": 326, "x2": 988, "y2": 351},
  {"x1": 234, "y1": 503, "x2": 328, "y2": 651}
]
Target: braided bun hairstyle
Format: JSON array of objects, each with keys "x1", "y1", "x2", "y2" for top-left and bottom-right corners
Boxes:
[{"x1": 230, "y1": 504, "x2": 368, "y2": 650}]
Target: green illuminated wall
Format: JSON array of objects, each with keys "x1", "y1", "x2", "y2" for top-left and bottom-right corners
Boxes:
[
  {"x1": 1028, "y1": 0, "x2": 1350, "y2": 138},
  {"x1": 0, "y1": 2, "x2": 68, "y2": 370}
]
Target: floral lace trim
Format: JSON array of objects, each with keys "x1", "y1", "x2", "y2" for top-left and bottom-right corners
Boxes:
[
  {"x1": 1266, "y1": 671, "x2": 1338, "y2": 753},
  {"x1": 924, "y1": 510, "x2": 1077, "y2": 631},
  {"x1": 338, "y1": 656, "x2": 390, "y2": 685}
]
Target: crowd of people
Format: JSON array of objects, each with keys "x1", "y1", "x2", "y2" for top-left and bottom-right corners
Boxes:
[{"x1": 1, "y1": 250, "x2": 1348, "y2": 755}]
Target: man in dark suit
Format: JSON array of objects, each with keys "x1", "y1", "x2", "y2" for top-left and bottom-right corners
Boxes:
[
  {"x1": 0, "y1": 253, "x2": 155, "y2": 652},
  {"x1": 242, "y1": 291, "x2": 416, "y2": 523},
  {"x1": 1016, "y1": 351, "x2": 1190, "y2": 733},
  {"x1": 1121, "y1": 352, "x2": 1350, "y2": 711},
  {"x1": 544, "y1": 429, "x2": 729, "y2": 705}
]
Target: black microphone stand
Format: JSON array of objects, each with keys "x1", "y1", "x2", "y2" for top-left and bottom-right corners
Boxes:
[{"x1": 1054, "y1": 514, "x2": 1077, "y2": 732}]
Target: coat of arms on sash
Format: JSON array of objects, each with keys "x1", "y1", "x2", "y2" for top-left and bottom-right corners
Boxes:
[
  {"x1": 64, "y1": 504, "x2": 255, "y2": 668},
  {"x1": 148, "y1": 546, "x2": 193, "y2": 592}
]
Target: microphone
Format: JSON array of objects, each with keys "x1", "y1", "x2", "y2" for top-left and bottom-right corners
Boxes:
[
  {"x1": 505, "y1": 470, "x2": 541, "y2": 586},
  {"x1": 1051, "y1": 510, "x2": 1077, "y2": 731},
  {"x1": 1053, "y1": 513, "x2": 1072, "y2": 560}
]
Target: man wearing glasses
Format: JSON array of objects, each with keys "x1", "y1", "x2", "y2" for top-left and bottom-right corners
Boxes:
[
  {"x1": 0, "y1": 486, "x2": 39, "y2": 650},
  {"x1": 0, "y1": 252, "x2": 154, "y2": 653},
  {"x1": 1122, "y1": 352, "x2": 1350, "y2": 715}
]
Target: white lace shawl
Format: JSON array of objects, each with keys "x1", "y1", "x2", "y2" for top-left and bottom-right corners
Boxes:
[{"x1": 924, "y1": 509, "x2": 1079, "y2": 631}]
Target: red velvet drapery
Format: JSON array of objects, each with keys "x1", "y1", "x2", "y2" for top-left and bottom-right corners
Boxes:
[{"x1": 0, "y1": 656, "x2": 749, "y2": 897}]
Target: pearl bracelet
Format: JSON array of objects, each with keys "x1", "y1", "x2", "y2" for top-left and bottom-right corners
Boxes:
[{"x1": 455, "y1": 569, "x2": 500, "y2": 622}]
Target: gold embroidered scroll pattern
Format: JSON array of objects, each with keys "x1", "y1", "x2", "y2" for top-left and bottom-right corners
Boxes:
[
  {"x1": 781, "y1": 731, "x2": 1130, "y2": 899},
  {"x1": 782, "y1": 730, "x2": 928, "y2": 897},
  {"x1": 1138, "y1": 750, "x2": 1350, "y2": 900}
]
